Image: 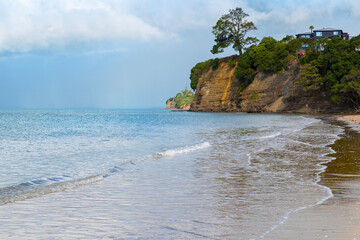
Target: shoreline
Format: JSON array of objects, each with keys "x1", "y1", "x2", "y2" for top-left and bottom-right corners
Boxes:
[{"x1": 265, "y1": 115, "x2": 360, "y2": 239}]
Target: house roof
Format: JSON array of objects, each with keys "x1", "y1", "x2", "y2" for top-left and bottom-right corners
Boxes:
[
  {"x1": 296, "y1": 32, "x2": 313, "y2": 35},
  {"x1": 313, "y1": 28, "x2": 343, "y2": 32}
]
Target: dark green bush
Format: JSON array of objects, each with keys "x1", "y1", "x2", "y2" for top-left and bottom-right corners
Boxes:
[
  {"x1": 212, "y1": 58, "x2": 220, "y2": 70},
  {"x1": 227, "y1": 59, "x2": 236, "y2": 67},
  {"x1": 298, "y1": 35, "x2": 360, "y2": 104}
]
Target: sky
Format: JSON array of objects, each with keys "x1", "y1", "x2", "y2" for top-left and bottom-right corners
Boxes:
[{"x1": 0, "y1": 0, "x2": 360, "y2": 109}]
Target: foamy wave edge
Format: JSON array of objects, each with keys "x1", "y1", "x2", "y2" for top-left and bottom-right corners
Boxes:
[
  {"x1": 153, "y1": 142, "x2": 211, "y2": 157},
  {"x1": 255, "y1": 119, "x2": 344, "y2": 240}
]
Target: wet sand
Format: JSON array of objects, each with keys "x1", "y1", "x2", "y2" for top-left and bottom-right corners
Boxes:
[{"x1": 266, "y1": 118, "x2": 360, "y2": 240}]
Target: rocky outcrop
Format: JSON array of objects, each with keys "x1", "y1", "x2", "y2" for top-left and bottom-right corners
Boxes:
[
  {"x1": 165, "y1": 99, "x2": 191, "y2": 110},
  {"x1": 180, "y1": 104, "x2": 191, "y2": 110},
  {"x1": 165, "y1": 99, "x2": 177, "y2": 109},
  {"x1": 190, "y1": 59, "x2": 356, "y2": 113}
]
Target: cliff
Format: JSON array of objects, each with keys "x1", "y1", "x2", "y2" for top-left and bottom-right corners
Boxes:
[
  {"x1": 190, "y1": 59, "x2": 355, "y2": 113},
  {"x1": 190, "y1": 61, "x2": 239, "y2": 112}
]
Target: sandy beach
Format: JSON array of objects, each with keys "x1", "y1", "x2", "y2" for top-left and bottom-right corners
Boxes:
[
  {"x1": 266, "y1": 116, "x2": 360, "y2": 240},
  {"x1": 339, "y1": 115, "x2": 360, "y2": 125}
]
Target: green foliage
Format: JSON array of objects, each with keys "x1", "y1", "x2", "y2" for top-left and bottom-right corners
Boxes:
[
  {"x1": 298, "y1": 35, "x2": 360, "y2": 104},
  {"x1": 212, "y1": 58, "x2": 220, "y2": 70},
  {"x1": 286, "y1": 38, "x2": 303, "y2": 55},
  {"x1": 211, "y1": 7, "x2": 258, "y2": 55},
  {"x1": 249, "y1": 37, "x2": 290, "y2": 73},
  {"x1": 281, "y1": 35, "x2": 295, "y2": 43},
  {"x1": 235, "y1": 54, "x2": 255, "y2": 91},
  {"x1": 234, "y1": 36, "x2": 302, "y2": 92},
  {"x1": 167, "y1": 87, "x2": 195, "y2": 109},
  {"x1": 227, "y1": 59, "x2": 237, "y2": 67},
  {"x1": 296, "y1": 64, "x2": 323, "y2": 90},
  {"x1": 350, "y1": 35, "x2": 360, "y2": 53}
]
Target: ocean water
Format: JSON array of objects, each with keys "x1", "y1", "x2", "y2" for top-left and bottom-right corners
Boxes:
[{"x1": 0, "y1": 109, "x2": 343, "y2": 239}]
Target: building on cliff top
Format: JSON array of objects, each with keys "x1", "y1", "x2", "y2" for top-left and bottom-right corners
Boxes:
[
  {"x1": 296, "y1": 28, "x2": 350, "y2": 54},
  {"x1": 296, "y1": 28, "x2": 350, "y2": 41}
]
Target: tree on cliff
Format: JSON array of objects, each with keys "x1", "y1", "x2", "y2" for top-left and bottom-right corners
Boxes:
[
  {"x1": 309, "y1": 25, "x2": 314, "y2": 33},
  {"x1": 211, "y1": 8, "x2": 258, "y2": 55}
]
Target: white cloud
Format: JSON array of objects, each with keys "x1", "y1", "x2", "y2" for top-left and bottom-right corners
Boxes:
[
  {"x1": 241, "y1": 0, "x2": 360, "y2": 39},
  {"x1": 0, "y1": 0, "x2": 245, "y2": 53},
  {"x1": 0, "y1": 0, "x2": 165, "y2": 53},
  {"x1": 1, "y1": 0, "x2": 359, "y2": 53}
]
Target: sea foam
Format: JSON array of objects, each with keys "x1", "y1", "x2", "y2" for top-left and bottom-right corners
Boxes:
[{"x1": 153, "y1": 142, "x2": 211, "y2": 157}]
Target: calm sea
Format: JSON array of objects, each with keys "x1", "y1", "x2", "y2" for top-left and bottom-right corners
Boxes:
[{"x1": 0, "y1": 109, "x2": 342, "y2": 239}]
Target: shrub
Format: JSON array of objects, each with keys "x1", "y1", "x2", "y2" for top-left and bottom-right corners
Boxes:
[
  {"x1": 227, "y1": 59, "x2": 236, "y2": 67},
  {"x1": 297, "y1": 35, "x2": 360, "y2": 104},
  {"x1": 212, "y1": 58, "x2": 220, "y2": 70}
]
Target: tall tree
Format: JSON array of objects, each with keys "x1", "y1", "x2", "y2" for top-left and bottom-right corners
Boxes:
[
  {"x1": 211, "y1": 8, "x2": 258, "y2": 55},
  {"x1": 309, "y1": 25, "x2": 314, "y2": 33}
]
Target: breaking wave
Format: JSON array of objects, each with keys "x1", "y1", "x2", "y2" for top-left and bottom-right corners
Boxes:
[
  {"x1": 152, "y1": 142, "x2": 211, "y2": 157},
  {"x1": 0, "y1": 142, "x2": 212, "y2": 206}
]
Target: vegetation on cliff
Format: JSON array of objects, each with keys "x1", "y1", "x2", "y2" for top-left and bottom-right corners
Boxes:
[
  {"x1": 234, "y1": 36, "x2": 303, "y2": 91},
  {"x1": 191, "y1": 34, "x2": 360, "y2": 106},
  {"x1": 190, "y1": 36, "x2": 303, "y2": 91},
  {"x1": 166, "y1": 87, "x2": 195, "y2": 109},
  {"x1": 297, "y1": 36, "x2": 360, "y2": 105},
  {"x1": 187, "y1": 7, "x2": 360, "y2": 109}
]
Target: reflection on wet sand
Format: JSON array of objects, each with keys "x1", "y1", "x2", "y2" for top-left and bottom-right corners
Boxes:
[
  {"x1": 266, "y1": 121, "x2": 360, "y2": 239},
  {"x1": 322, "y1": 122, "x2": 360, "y2": 200}
]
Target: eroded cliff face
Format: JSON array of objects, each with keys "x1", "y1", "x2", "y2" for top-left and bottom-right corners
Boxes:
[
  {"x1": 190, "y1": 62, "x2": 241, "y2": 112},
  {"x1": 190, "y1": 60, "x2": 355, "y2": 113}
]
